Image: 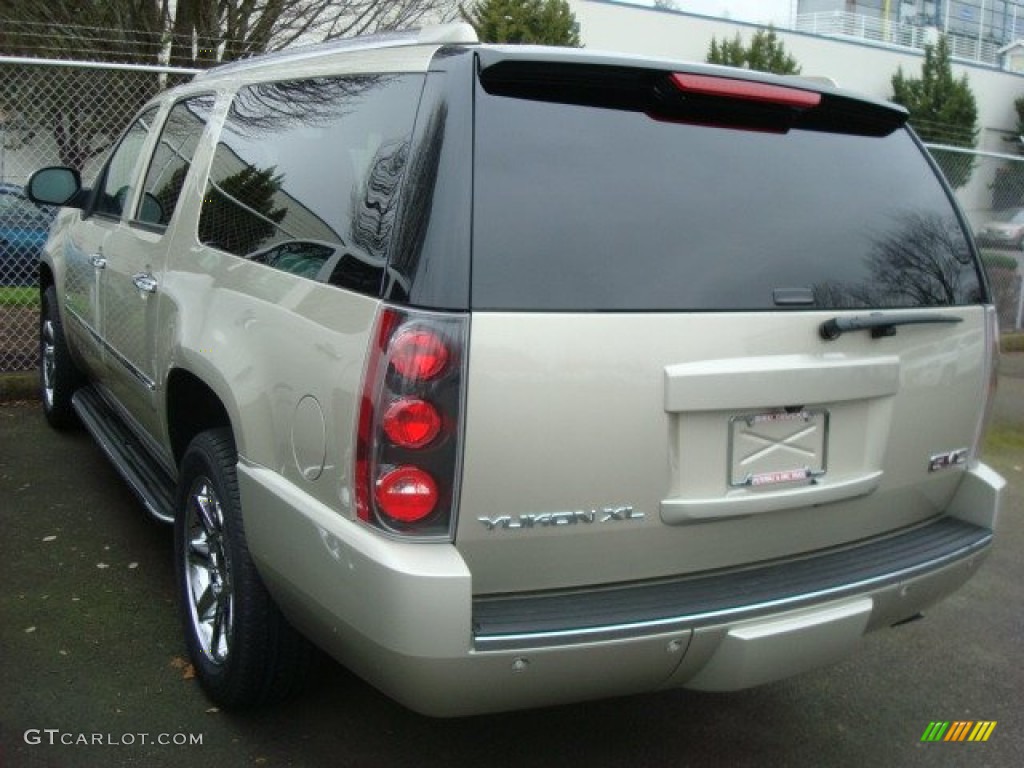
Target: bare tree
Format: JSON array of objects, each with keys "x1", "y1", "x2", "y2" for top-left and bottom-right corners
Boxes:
[
  {"x1": 0, "y1": 1, "x2": 459, "y2": 67},
  {"x1": 812, "y1": 211, "x2": 980, "y2": 309},
  {"x1": 0, "y1": 0, "x2": 455, "y2": 170},
  {"x1": 0, "y1": 1, "x2": 163, "y2": 62},
  {"x1": 264, "y1": 0, "x2": 460, "y2": 54}
]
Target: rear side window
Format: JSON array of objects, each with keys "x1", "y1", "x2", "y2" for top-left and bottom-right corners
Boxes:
[
  {"x1": 199, "y1": 74, "x2": 423, "y2": 295},
  {"x1": 472, "y1": 66, "x2": 983, "y2": 311},
  {"x1": 138, "y1": 96, "x2": 214, "y2": 227}
]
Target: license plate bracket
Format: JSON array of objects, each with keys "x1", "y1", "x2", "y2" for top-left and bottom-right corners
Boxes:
[{"x1": 728, "y1": 408, "x2": 829, "y2": 489}]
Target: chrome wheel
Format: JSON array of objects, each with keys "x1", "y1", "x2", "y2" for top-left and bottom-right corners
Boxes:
[
  {"x1": 39, "y1": 286, "x2": 83, "y2": 429},
  {"x1": 176, "y1": 429, "x2": 313, "y2": 707},
  {"x1": 183, "y1": 477, "x2": 234, "y2": 666},
  {"x1": 41, "y1": 318, "x2": 56, "y2": 410}
]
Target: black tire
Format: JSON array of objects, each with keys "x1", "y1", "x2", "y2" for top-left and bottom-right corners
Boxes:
[
  {"x1": 174, "y1": 428, "x2": 314, "y2": 708},
  {"x1": 40, "y1": 285, "x2": 84, "y2": 429}
]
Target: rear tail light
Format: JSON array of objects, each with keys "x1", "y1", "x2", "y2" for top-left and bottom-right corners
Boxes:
[
  {"x1": 390, "y1": 328, "x2": 451, "y2": 381},
  {"x1": 374, "y1": 466, "x2": 439, "y2": 522},
  {"x1": 382, "y1": 398, "x2": 443, "y2": 449},
  {"x1": 355, "y1": 306, "x2": 468, "y2": 538}
]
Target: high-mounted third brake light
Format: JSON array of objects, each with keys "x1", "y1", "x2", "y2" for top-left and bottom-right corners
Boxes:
[{"x1": 669, "y1": 73, "x2": 821, "y2": 109}]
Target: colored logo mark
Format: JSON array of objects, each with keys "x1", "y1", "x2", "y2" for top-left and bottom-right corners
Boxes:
[{"x1": 921, "y1": 721, "x2": 997, "y2": 742}]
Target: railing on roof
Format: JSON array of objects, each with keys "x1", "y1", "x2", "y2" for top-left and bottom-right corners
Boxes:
[{"x1": 795, "y1": 11, "x2": 1001, "y2": 66}]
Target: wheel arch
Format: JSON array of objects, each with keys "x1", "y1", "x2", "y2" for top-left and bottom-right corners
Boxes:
[
  {"x1": 38, "y1": 261, "x2": 55, "y2": 293},
  {"x1": 165, "y1": 368, "x2": 235, "y2": 468}
]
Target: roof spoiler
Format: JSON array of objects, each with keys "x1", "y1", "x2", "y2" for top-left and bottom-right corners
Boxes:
[{"x1": 479, "y1": 58, "x2": 907, "y2": 137}]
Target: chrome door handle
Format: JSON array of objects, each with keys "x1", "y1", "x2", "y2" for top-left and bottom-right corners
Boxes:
[
  {"x1": 132, "y1": 273, "x2": 158, "y2": 294},
  {"x1": 90, "y1": 255, "x2": 107, "y2": 269}
]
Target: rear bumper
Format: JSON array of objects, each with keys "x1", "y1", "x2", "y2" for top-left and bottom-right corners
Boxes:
[
  {"x1": 238, "y1": 461, "x2": 1002, "y2": 716},
  {"x1": 471, "y1": 515, "x2": 990, "y2": 652}
]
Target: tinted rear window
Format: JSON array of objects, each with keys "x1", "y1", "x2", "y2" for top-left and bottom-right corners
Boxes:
[{"x1": 471, "y1": 72, "x2": 983, "y2": 311}]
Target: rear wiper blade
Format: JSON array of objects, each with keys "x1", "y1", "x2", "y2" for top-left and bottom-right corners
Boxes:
[{"x1": 819, "y1": 312, "x2": 963, "y2": 341}]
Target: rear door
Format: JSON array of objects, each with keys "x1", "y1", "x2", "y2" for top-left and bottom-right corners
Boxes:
[
  {"x1": 455, "y1": 58, "x2": 992, "y2": 595},
  {"x1": 99, "y1": 95, "x2": 212, "y2": 439}
]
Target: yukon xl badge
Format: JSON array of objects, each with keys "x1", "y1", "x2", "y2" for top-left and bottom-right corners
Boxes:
[{"x1": 478, "y1": 507, "x2": 643, "y2": 532}]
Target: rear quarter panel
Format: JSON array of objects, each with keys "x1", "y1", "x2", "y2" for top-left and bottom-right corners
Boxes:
[{"x1": 157, "y1": 243, "x2": 378, "y2": 517}]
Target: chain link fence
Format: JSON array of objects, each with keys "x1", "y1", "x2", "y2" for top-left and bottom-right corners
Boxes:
[
  {"x1": 1, "y1": 58, "x2": 1023, "y2": 373},
  {"x1": 925, "y1": 144, "x2": 1024, "y2": 333},
  {"x1": 1, "y1": 57, "x2": 195, "y2": 373}
]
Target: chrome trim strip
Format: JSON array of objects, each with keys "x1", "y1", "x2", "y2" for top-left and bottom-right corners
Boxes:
[
  {"x1": 105, "y1": 342, "x2": 158, "y2": 392},
  {"x1": 65, "y1": 305, "x2": 157, "y2": 392},
  {"x1": 65, "y1": 304, "x2": 99, "y2": 340},
  {"x1": 472, "y1": 530, "x2": 992, "y2": 651}
]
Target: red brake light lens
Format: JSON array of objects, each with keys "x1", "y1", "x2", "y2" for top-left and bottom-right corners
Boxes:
[
  {"x1": 390, "y1": 329, "x2": 450, "y2": 381},
  {"x1": 354, "y1": 307, "x2": 467, "y2": 538},
  {"x1": 374, "y1": 466, "x2": 439, "y2": 523},
  {"x1": 669, "y1": 73, "x2": 821, "y2": 109},
  {"x1": 382, "y1": 398, "x2": 442, "y2": 449}
]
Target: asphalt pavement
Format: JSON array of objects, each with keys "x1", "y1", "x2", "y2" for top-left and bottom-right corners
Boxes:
[{"x1": 1, "y1": 361, "x2": 1022, "y2": 768}]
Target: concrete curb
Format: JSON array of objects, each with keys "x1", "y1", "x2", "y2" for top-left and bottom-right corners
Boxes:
[
  {"x1": 0, "y1": 372, "x2": 38, "y2": 403},
  {"x1": 1002, "y1": 333, "x2": 1024, "y2": 354}
]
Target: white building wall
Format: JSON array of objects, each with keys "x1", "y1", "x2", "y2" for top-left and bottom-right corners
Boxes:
[
  {"x1": 624, "y1": 0, "x2": 794, "y2": 25},
  {"x1": 571, "y1": 0, "x2": 1022, "y2": 152}
]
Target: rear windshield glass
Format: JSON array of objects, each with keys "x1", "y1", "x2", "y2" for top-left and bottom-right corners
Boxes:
[{"x1": 471, "y1": 74, "x2": 983, "y2": 311}]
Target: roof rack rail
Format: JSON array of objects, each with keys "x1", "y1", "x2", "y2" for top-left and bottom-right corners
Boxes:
[{"x1": 193, "y1": 22, "x2": 478, "y2": 80}]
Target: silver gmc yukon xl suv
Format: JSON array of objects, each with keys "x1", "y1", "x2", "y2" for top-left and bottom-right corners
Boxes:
[{"x1": 28, "y1": 24, "x2": 1005, "y2": 716}]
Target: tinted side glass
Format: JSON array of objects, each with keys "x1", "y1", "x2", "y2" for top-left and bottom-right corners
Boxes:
[
  {"x1": 199, "y1": 74, "x2": 424, "y2": 295},
  {"x1": 472, "y1": 81, "x2": 983, "y2": 311},
  {"x1": 137, "y1": 96, "x2": 214, "y2": 227},
  {"x1": 387, "y1": 64, "x2": 476, "y2": 310},
  {"x1": 95, "y1": 108, "x2": 158, "y2": 218}
]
